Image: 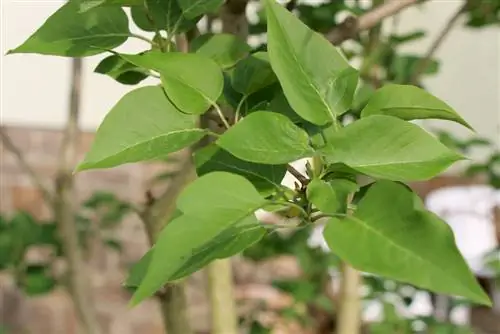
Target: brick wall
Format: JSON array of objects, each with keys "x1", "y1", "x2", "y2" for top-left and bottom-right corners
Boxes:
[{"x1": 0, "y1": 126, "x2": 212, "y2": 334}]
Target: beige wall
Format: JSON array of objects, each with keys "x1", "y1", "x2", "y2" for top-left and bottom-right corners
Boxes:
[{"x1": 1, "y1": 0, "x2": 499, "y2": 143}]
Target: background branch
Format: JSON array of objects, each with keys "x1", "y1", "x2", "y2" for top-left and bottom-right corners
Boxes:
[
  {"x1": 0, "y1": 128, "x2": 53, "y2": 204},
  {"x1": 410, "y1": 2, "x2": 467, "y2": 84},
  {"x1": 327, "y1": 0, "x2": 420, "y2": 45}
]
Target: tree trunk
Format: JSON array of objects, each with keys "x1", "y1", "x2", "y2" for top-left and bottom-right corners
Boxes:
[{"x1": 335, "y1": 263, "x2": 362, "y2": 334}]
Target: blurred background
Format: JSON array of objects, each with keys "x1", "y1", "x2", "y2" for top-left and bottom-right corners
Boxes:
[{"x1": 0, "y1": 0, "x2": 499, "y2": 333}]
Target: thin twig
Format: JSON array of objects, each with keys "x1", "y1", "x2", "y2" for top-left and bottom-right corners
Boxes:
[
  {"x1": 0, "y1": 128, "x2": 54, "y2": 204},
  {"x1": 410, "y1": 2, "x2": 467, "y2": 84},
  {"x1": 129, "y1": 33, "x2": 159, "y2": 47},
  {"x1": 214, "y1": 104, "x2": 231, "y2": 129},
  {"x1": 287, "y1": 164, "x2": 309, "y2": 185},
  {"x1": 326, "y1": 0, "x2": 420, "y2": 45}
]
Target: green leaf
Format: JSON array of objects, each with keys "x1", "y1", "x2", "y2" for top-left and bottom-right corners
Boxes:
[
  {"x1": 178, "y1": 0, "x2": 224, "y2": 19},
  {"x1": 79, "y1": 0, "x2": 142, "y2": 12},
  {"x1": 130, "y1": 0, "x2": 200, "y2": 34},
  {"x1": 361, "y1": 85, "x2": 472, "y2": 130},
  {"x1": 21, "y1": 265, "x2": 56, "y2": 296},
  {"x1": 265, "y1": 0, "x2": 359, "y2": 125},
  {"x1": 195, "y1": 144, "x2": 287, "y2": 196},
  {"x1": 121, "y1": 51, "x2": 223, "y2": 114},
  {"x1": 269, "y1": 91, "x2": 303, "y2": 124},
  {"x1": 323, "y1": 181, "x2": 491, "y2": 305},
  {"x1": 321, "y1": 115, "x2": 464, "y2": 181},
  {"x1": 8, "y1": 1, "x2": 129, "y2": 57},
  {"x1": 217, "y1": 112, "x2": 314, "y2": 164},
  {"x1": 232, "y1": 52, "x2": 277, "y2": 96},
  {"x1": 307, "y1": 178, "x2": 358, "y2": 214},
  {"x1": 190, "y1": 33, "x2": 251, "y2": 69},
  {"x1": 126, "y1": 216, "x2": 264, "y2": 288},
  {"x1": 76, "y1": 86, "x2": 206, "y2": 171},
  {"x1": 131, "y1": 172, "x2": 266, "y2": 304},
  {"x1": 94, "y1": 54, "x2": 149, "y2": 85}
]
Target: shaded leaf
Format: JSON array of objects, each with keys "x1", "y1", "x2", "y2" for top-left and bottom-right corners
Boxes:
[
  {"x1": 9, "y1": 1, "x2": 129, "y2": 57},
  {"x1": 121, "y1": 51, "x2": 223, "y2": 114},
  {"x1": 320, "y1": 115, "x2": 464, "y2": 181},
  {"x1": 190, "y1": 33, "x2": 251, "y2": 69},
  {"x1": 76, "y1": 86, "x2": 206, "y2": 171},
  {"x1": 217, "y1": 112, "x2": 314, "y2": 164},
  {"x1": 361, "y1": 85, "x2": 472, "y2": 130},
  {"x1": 95, "y1": 54, "x2": 149, "y2": 85},
  {"x1": 195, "y1": 144, "x2": 286, "y2": 196},
  {"x1": 130, "y1": 0, "x2": 200, "y2": 34},
  {"x1": 131, "y1": 172, "x2": 266, "y2": 304},
  {"x1": 323, "y1": 181, "x2": 490, "y2": 305},
  {"x1": 265, "y1": 0, "x2": 359, "y2": 125},
  {"x1": 178, "y1": 0, "x2": 224, "y2": 19},
  {"x1": 232, "y1": 52, "x2": 277, "y2": 96}
]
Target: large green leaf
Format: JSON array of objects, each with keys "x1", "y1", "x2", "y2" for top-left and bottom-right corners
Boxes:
[
  {"x1": 76, "y1": 86, "x2": 205, "y2": 171},
  {"x1": 131, "y1": 172, "x2": 267, "y2": 304},
  {"x1": 320, "y1": 115, "x2": 464, "y2": 181},
  {"x1": 121, "y1": 52, "x2": 223, "y2": 114},
  {"x1": 130, "y1": 0, "x2": 200, "y2": 34},
  {"x1": 94, "y1": 54, "x2": 149, "y2": 85},
  {"x1": 126, "y1": 215, "x2": 265, "y2": 288},
  {"x1": 178, "y1": 0, "x2": 224, "y2": 19},
  {"x1": 323, "y1": 181, "x2": 491, "y2": 305},
  {"x1": 217, "y1": 112, "x2": 314, "y2": 164},
  {"x1": 195, "y1": 144, "x2": 287, "y2": 196},
  {"x1": 232, "y1": 52, "x2": 278, "y2": 96},
  {"x1": 265, "y1": 0, "x2": 359, "y2": 125},
  {"x1": 190, "y1": 33, "x2": 251, "y2": 69},
  {"x1": 361, "y1": 85, "x2": 472, "y2": 130},
  {"x1": 79, "y1": 0, "x2": 142, "y2": 12},
  {"x1": 8, "y1": 1, "x2": 129, "y2": 57}
]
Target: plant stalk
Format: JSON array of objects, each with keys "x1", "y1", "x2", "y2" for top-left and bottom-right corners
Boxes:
[
  {"x1": 55, "y1": 58, "x2": 102, "y2": 334},
  {"x1": 207, "y1": 259, "x2": 239, "y2": 334},
  {"x1": 335, "y1": 194, "x2": 361, "y2": 334}
]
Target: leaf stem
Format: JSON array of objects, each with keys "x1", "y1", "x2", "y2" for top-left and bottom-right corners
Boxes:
[
  {"x1": 129, "y1": 33, "x2": 159, "y2": 47},
  {"x1": 234, "y1": 95, "x2": 248, "y2": 123},
  {"x1": 213, "y1": 104, "x2": 231, "y2": 129}
]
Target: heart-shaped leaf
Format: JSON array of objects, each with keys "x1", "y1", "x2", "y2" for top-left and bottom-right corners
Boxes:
[
  {"x1": 265, "y1": 0, "x2": 359, "y2": 125},
  {"x1": 76, "y1": 86, "x2": 206, "y2": 171},
  {"x1": 217, "y1": 112, "x2": 314, "y2": 164},
  {"x1": 131, "y1": 172, "x2": 267, "y2": 304},
  {"x1": 323, "y1": 181, "x2": 491, "y2": 305},
  {"x1": 9, "y1": 1, "x2": 129, "y2": 57},
  {"x1": 320, "y1": 115, "x2": 464, "y2": 181},
  {"x1": 361, "y1": 84, "x2": 473, "y2": 130},
  {"x1": 121, "y1": 52, "x2": 223, "y2": 114}
]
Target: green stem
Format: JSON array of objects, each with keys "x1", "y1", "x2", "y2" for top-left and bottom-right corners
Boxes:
[
  {"x1": 213, "y1": 104, "x2": 231, "y2": 129},
  {"x1": 129, "y1": 33, "x2": 159, "y2": 47},
  {"x1": 234, "y1": 95, "x2": 248, "y2": 123}
]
